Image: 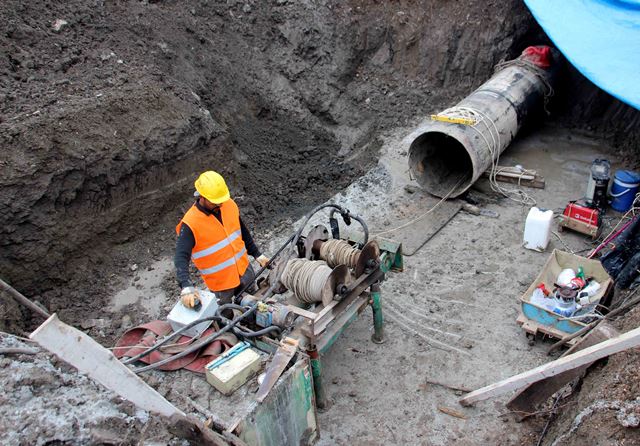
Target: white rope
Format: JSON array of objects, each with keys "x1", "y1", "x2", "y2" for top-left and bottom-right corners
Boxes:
[
  {"x1": 319, "y1": 239, "x2": 360, "y2": 268},
  {"x1": 281, "y1": 258, "x2": 332, "y2": 304},
  {"x1": 373, "y1": 175, "x2": 465, "y2": 237},
  {"x1": 494, "y1": 58, "x2": 555, "y2": 107},
  {"x1": 441, "y1": 105, "x2": 537, "y2": 206}
]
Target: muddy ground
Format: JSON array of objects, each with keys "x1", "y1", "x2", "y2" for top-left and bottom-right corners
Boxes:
[{"x1": 2, "y1": 0, "x2": 640, "y2": 445}]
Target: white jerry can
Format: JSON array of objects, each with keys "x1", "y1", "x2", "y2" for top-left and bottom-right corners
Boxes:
[{"x1": 523, "y1": 207, "x2": 554, "y2": 252}]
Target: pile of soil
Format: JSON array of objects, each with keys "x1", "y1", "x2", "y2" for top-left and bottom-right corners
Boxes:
[
  {"x1": 2, "y1": 1, "x2": 640, "y2": 444},
  {"x1": 0, "y1": 333, "x2": 178, "y2": 445},
  {"x1": 537, "y1": 301, "x2": 640, "y2": 446}
]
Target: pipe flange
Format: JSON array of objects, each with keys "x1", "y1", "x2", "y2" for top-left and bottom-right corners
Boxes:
[
  {"x1": 356, "y1": 240, "x2": 380, "y2": 277},
  {"x1": 304, "y1": 225, "x2": 329, "y2": 260},
  {"x1": 322, "y1": 264, "x2": 349, "y2": 306}
]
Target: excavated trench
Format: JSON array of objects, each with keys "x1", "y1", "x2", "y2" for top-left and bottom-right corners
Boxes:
[{"x1": 2, "y1": 1, "x2": 640, "y2": 445}]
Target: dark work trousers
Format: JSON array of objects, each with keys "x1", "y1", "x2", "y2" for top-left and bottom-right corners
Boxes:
[{"x1": 215, "y1": 264, "x2": 256, "y2": 304}]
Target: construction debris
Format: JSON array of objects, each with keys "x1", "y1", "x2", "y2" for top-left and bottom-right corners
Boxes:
[
  {"x1": 506, "y1": 322, "x2": 619, "y2": 420},
  {"x1": 459, "y1": 326, "x2": 640, "y2": 406}
]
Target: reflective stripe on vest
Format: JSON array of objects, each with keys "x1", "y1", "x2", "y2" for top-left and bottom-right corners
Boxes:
[
  {"x1": 198, "y1": 247, "x2": 247, "y2": 275},
  {"x1": 192, "y1": 229, "x2": 241, "y2": 260},
  {"x1": 176, "y1": 199, "x2": 250, "y2": 291}
]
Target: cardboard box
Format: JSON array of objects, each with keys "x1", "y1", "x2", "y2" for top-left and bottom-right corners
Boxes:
[
  {"x1": 519, "y1": 249, "x2": 613, "y2": 338},
  {"x1": 206, "y1": 347, "x2": 261, "y2": 395}
]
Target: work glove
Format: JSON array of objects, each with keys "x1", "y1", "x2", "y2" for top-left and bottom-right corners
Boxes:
[
  {"x1": 256, "y1": 254, "x2": 270, "y2": 268},
  {"x1": 180, "y1": 286, "x2": 201, "y2": 309}
]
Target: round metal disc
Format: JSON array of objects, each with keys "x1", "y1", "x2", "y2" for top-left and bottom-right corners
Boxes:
[
  {"x1": 266, "y1": 257, "x2": 289, "y2": 295},
  {"x1": 304, "y1": 225, "x2": 329, "y2": 259},
  {"x1": 321, "y1": 264, "x2": 349, "y2": 306},
  {"x1": 356, "y1": 240, "x2": 380, "y2": 277}
]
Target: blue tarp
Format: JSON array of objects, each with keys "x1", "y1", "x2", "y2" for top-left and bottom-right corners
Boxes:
[{"x1": 525, "y1": 0, "x2": 640, "y2": 110}]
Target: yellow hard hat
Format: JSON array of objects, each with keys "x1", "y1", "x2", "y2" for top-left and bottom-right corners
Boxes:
[{"x1": 194, "y1": 171, "x2": 230, "y2": 204}]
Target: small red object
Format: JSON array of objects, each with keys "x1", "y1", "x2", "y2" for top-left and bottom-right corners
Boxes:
[
  {"x1": 536, "y1": 283, "x2": 550, "y2": 296},
  {"x1": 563, "y1": 202, "x2": 599, "y2": 227},
  {"x1": 570, "y1": 277, "x2": 586, "y2": 290},
  {"x1": 521, "y1": 46, "x2": 552, "y2": 68},
  {"x1": 559, "y1": 201, "x2": 600, "y2": 238}
]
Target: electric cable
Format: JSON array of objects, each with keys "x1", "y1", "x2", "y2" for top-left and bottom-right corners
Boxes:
[
  {"x1": 280, "y1": 258, "x2": 333, "y2": 303},
  {"x1": 125, "y1": 232, "x2": 298, "y2": 365},
  {"x1": 132, "y1": 303, "x2": 258, "y2": 373},
  {"x1": 121, "y1": 315, "x2": 221, "y2": 365},
  {"x1": 319, "y1": 239, "x2": 360, "y2": 269},
  {"x1": 373, "y1": 175, "x2": 465, "y2": 237},
  {"x1": 328, "y1": 208, "x2": 369, "y2": 244}
]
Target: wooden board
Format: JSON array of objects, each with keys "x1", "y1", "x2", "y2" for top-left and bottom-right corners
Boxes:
[
  {"x1": 558, "y1": 216, "x2": 599, "y2": 238},
  {"x1": 482, "y1": 166, "x2": 545, "y2": 189},
  {"x1": 459, "y1": 325, "x2": 640, "y2": 406},
  {"x1": 30, "y1": 314, "x2": 182, "y2": 418},
  {"x1": 506, "y1": 322, "x2": 618, "y2": 419},
  {"x1": 516, "y1": 313, "x2": 579, "y2": 346}
]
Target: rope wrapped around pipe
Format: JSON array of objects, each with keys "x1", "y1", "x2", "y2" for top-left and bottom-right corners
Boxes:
[
  {"x1": 281, "y1": 258, "x2": 333, "y2": 304},
  {"x1": 319, "y1": 239, "x2": 360, "y2": 269}
]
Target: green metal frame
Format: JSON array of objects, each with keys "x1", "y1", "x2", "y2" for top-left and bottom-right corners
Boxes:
[
  {"x1": 231, "y1": 234, "x2": 403, "y2": 444},
  {"x1": 234, "y1": 356, "x2": 318, "y2": 446}
]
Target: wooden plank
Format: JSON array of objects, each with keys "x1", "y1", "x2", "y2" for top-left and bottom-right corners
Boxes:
[
  {"x1": 286, "y1": 305, "x2": 317, "y2": 321},
  {"x1": 377, "y1": 195, "x2": 461, "y2": 257},
  {"x1": 312, "y1": 269, "x2": 381, "y2": 337},
  {"x1": 459, "y1": 326, "x2": 640, "y2": 406},
  {"x1": 316, "y1": 295, "x2": 370, "y2": 354},
  {"x1": 516, "y1": 313, "x2": 578, "y2": 345},
  {"x1": 313, "y1": 300, "x2": 340, "y2": 323},
  {"x1": 30, "y1": 314, "x2": 183, "y2": 418},
  {"x1": 559, "y1": 216, "x2": 599, "y2": 237},
  {"x1": 506, "y1": 322, "x2": 618, "y2": 419},
  {"x1": 482, "y1": 169, "x2": 545, "y2": 189},
  {"x1": 312, "y1": 293, "x2": 360, "y2": 336},
  {"x1": 437, "y1": 406, "x2": 467, "y2": 419}
]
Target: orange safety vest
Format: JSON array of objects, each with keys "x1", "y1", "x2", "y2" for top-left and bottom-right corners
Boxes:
[{"x1": 176, "y1": 199, "x2": 250, "y2": 292}]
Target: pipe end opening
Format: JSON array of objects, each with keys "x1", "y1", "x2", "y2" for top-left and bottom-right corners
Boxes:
[{"x1": 408, "y1": 132, "x2": 473, "y2": 198}]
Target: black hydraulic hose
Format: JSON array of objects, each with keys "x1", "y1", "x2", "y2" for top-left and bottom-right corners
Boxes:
[
  {"x1": 265, "y1": 203, "x2": 357, "y2": 300},
  {"x1": 216, "y1": 303, "x2": 247, "y2": 315},
  {"x1": 232, "y1": 231, "x2": 297, "y2": 304},
  {"x1": 126, "y1": 234, "x2": 297, "y2": 365},
  {"x1": 233, "y1": 325, "x2": 281, "y2": 338},
  {"x1": 132, "y1": 304, "x2": 258, "y2": 373},
  {"x1": 121, "y1": 315, "x2": 221, "y2": 365},
  {"x1": 215, "y1": 305, "x2": 282, "y2": 338},
  {"x1": 328, "y1": 208, "x2": 369, "y2": 244}
]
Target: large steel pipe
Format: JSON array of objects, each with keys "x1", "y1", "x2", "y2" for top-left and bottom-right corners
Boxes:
[{"x1": 408, "y1": 47, "x2": 556, "y2": 198}]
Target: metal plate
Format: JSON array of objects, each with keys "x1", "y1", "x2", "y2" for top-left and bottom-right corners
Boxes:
[
  {"x1": 321, "y1": 264, "x2": 349, "y2": 306},
  {"x1": 304, "y1": 225, "x2": 329, "y2": 259},
  {"x1": 355, "y1": 240, "x2": 380, "y2": 277}
]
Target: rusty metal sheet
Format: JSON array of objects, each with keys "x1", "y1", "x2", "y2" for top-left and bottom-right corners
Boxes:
[{"x1": 377, "y1": 195, "x2": 461, "y2": 256}]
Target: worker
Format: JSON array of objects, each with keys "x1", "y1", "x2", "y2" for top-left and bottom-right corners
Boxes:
[{"x1": 175, "y1": 171, "x2": 269, "y2": 308}]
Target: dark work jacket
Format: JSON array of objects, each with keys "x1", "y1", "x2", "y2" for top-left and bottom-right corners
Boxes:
[{"x1": 175, "y1": 201, "x2": 261, "y2": 288}]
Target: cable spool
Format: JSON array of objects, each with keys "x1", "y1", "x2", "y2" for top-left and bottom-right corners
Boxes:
[
  {"x1": 319, "y1": 239, "x2": 360, "y2": 269},
  {"x1": 280, "y1": 258, "x2": 349, "y2": 306},
  {"x1": 317, "y1": 239, "x2": 381, "y2": 278}
]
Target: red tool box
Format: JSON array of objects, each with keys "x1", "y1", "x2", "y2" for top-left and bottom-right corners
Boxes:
[{"x1": 558, "y1": 202, "x2": 600, "y2": 239}]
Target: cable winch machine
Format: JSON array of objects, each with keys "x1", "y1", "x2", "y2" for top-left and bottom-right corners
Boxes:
[{"x1": 239, "y1": 204, "x2": 403, "y2": 409}]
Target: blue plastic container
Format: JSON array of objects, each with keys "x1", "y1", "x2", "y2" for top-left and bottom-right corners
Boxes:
[{"x1": 610, "y1": 170, "x2": 640, "y2": 212}]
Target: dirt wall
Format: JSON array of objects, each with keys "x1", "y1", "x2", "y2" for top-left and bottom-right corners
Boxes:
[{"x1": 2, "y1": 0, "x2": 639, "y2": 328}]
